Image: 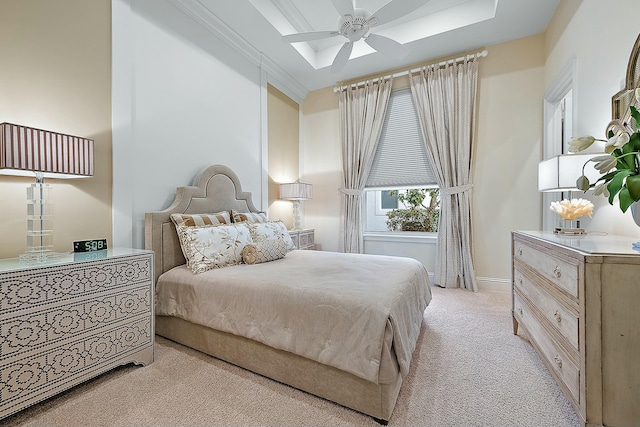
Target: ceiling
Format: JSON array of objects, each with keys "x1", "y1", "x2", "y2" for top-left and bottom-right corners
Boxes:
[{"x1": 184, "y1": 0, "x2": 560, "y2": 94}]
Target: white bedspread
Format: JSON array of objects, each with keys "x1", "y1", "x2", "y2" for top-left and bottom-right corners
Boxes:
[{"x1": 155, "y1": 250, "x2": 432, "y2": 383}]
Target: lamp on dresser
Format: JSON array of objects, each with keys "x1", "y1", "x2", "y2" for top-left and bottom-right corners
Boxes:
[
  {"x1": 279, "y1": 181, "x2": 312, "y2": 230},
  {"x1": 0, "y1": 122, "x2": 94, "y2": 262},
  {"x1": 537, "y1": 153, "x2": 600, "y2": 192}
]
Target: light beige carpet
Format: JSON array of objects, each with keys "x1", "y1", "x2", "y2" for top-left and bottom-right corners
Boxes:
[{"x1": 1, "y1": 287, "x2": 581, "y2": 427}]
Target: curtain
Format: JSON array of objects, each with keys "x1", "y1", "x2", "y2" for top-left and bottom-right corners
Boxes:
[
  {"x1": 338, "y1": 78, "x2": 393, "y2": 253},
  {"x1": 409, "y1": 57, "x2": 479, "y2": 291}
]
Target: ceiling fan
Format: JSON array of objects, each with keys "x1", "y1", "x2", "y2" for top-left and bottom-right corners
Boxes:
[{"x1": 282, "y1": 0, "x2": 424, "y2": 72}]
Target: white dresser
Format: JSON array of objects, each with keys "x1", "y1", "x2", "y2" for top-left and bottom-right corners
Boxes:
[
  {"x1": 288, "y1": 229, "x2": 315, "y2": 250},
  {"x1": 0, "y1": 248, "x2": 154, "y2": 420},
  {"x1": 511, "y1": 231, "x2": 640, "y2": 427}
]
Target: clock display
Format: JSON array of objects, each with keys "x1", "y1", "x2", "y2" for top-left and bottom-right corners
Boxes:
[{"x1": 73, "y1": 239, "x2": 108, "y2": 253}]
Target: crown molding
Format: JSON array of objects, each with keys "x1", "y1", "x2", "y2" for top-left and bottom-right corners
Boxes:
[{"x1": 167, "y1": 0, "x2": 308, "y2": 102}]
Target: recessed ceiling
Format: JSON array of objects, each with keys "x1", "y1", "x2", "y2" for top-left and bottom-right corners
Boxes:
[{"x1": 191, "y1": 0, "x2": 560, "y2": 93}]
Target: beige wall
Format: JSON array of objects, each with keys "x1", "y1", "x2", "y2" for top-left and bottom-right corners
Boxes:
[
  {"x1": 544, "y1": 0, "x2": 640, "y2": 237},
  {"x1": 302, "y1": 35, "x2": 546, "y2": 280},
  {"x1": 267, "y1": 84, "x2": 300, "y2": 229},
  {"x1": 0, "y1": 0, "x2": 112, "y2": 258}
]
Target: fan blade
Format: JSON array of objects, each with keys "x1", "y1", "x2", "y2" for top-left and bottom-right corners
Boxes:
[
  {"x1": 367, "y1": 0, "x2": 425, "y2": 27},
  {"x1": 331, "y1": 0, "x2": 354, "y2": 17},
  {"x1": 283, "y1": 31, "x2": 340, "y2": 43},
  {"x1": 365, "y1": 33, "x2": 409, "y2": 60},
  {"x1": 331, "y1": 41, "x2": 353, "y2": 73}
]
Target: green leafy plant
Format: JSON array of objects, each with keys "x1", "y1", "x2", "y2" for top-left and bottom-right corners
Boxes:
[
  {"x1": 386, "y1": 188, "x2": 440, "y2": 232},
  {"x1": 572, "y1": 90, "x2": 640, "y2": 213}
]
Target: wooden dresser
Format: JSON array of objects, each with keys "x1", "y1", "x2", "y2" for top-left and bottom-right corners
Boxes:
[
  {"x1": 0, "y1": 248, "x2": 154, "y2": 420},
  {"x1": 511, "y1": 231, "x2": 640, "y2": 427}
]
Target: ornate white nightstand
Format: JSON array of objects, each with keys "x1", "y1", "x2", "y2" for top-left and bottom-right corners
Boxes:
[
  {"x1": 0, "y1": 248, "x2": 154, "y2": 420},
  {"x1": 288, "y1": 229, "x2": 315, "y2": 250}
]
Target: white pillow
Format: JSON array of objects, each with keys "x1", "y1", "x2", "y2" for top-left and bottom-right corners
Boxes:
[
  {"x1": 247, "y1": 221, "x2": 296, "y2": 251},
  {"x1": 175, "y1": 223, "x2": 252, "y2": 274}
]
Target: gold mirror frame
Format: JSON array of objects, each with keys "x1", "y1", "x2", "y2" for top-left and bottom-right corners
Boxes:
[{"x1": 609, "y1": 34, "x2": 640, "y2": 134}]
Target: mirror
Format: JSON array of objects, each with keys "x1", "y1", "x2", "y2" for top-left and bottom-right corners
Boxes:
[{"x1": 610, "y1": 34, "x2": 640, "y2": 133}]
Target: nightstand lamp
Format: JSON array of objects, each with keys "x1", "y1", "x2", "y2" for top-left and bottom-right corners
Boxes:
[
  {"x1": 0, "y1": 122, "x2": 94, "y2": 262},
  {"x1": 280, "y1": 182, "x2": 312, "y2": 230}
]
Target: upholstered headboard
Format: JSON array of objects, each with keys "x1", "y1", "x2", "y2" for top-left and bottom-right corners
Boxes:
[{"x1": 144, "y1": 164, "x2": 259, "y2": 282}]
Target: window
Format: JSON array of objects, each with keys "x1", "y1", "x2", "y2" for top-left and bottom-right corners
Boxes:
[{"x1": 364, "y1": 88, "x2": 439, "y2": 233}]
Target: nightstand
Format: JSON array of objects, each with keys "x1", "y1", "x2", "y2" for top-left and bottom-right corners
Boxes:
[
  {"x1": 288, "y1": 229, "x2": 315, "y2": 250},
  {"x1": 0, "y1": 248, "x2": 154, "y2": 420}
]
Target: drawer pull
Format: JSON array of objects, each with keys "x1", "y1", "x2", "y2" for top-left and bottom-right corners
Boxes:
[
  {"x1": 518, "y1": 248, "x2": 523, "y2": 256},
  {"x1": 518, "y1": 307, "x2": 523, "y2": 316},
  {"x1": 554, "y1": 355, "x2": 563, "y2": 369},
  {"x1": 554, "y1": 310, "x2": 562, "y2": 323},
  {"x1": 553, "y1": 266, "x2": 562, "y2": 278},
  {"x1": 518, "y1": 278, "x2": 523, "y2": 286}
]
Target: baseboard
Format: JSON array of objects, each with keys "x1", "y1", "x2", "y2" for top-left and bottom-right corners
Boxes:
[
  {"x1": 476, "y1": 276, "x2": 510, "y2": 293},
  {"x1": 427, "y1": 274, "x2": 510, "y2": 293}
]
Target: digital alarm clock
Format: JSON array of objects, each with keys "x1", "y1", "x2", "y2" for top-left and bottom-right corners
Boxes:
[{"x1": 73, "y1": 238, "x2": 108, "y2": 253}]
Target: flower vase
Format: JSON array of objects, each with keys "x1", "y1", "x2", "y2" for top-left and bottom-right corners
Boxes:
[{"x1": 631, "y1": 202, "x2": 640, "y2": 227}]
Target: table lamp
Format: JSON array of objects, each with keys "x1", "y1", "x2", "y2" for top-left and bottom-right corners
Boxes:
[{"x1": 0, "y1": 123, "x2": 94, "y2": 262}]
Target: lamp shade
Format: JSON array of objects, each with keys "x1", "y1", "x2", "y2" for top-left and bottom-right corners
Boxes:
[
  {"x1": 0, "y1": 123, "x2": 94, "y2": 179},
  {"x1": 538, "y1": 154, "x2": 601, "y2": 192},
  {"x1": 280, "y1": 182, "x2": 312, "y2": 200}
]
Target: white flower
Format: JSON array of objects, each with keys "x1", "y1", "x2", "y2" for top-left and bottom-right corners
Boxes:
[
  {"x1": 593, "y1": 181, "x2": 610, "y2": 197},
  {"x1": 550, "y1": 198, "x2": 595, "y2": 220},
  {"x1": 591, "y1": 154, "x2": 617, "y2": 174},
  {"x1": 568, "y1": 136, "x2": 596, "y2": 153},
  {"x1": 605, "y1": 132, "x2": 630, "y2": 153}
]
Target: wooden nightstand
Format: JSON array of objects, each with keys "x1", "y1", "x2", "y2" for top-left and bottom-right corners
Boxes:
[
  {"x1": 0, "y1": 248, "x2": 154, "y2": 420},
  {"x1": 288, "y1": 229, "x2": 315, "y2": 250}
]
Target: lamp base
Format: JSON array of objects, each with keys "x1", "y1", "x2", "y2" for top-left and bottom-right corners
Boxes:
[
  {"x1": 554, "y1": 227, "x2": 586, "y2": 235},
  {"x1": 19, "y1": 250, "x2": 66, "y2": 264}
]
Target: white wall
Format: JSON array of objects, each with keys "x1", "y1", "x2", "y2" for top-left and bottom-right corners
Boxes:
[
  {"x1": 544, "y1": 0, "x2": 640, "y2": 238},
  {"x1": 112, "y1": 0, "x2": 265, "y2": 249}
]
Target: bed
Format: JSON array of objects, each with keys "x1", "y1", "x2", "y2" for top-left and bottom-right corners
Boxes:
[{"x1": 145, "y1": 164, "x2": 432, "y2": 423}]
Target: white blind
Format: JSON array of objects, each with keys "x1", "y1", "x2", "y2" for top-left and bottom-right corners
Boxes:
[{"x1": 366, "y1": 88, "x2": 436, "y2": 188}]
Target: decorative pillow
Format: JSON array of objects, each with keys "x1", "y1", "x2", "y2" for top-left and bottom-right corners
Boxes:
[
  {"x1": 247, "y1": 221, "x2": 296, "y2": 251},
  {"x1": 231, "y1": 210, "x2": 268, "y2": 224},
  {"x1": 242, "y1": 238, "x2": 288, "y2": 265},
  {"x1": 170, "y1": 211, "x2": 231, "y2": 227},
  {"x1": 175, "y1": 223, "x2": 252, "y2": 274}
]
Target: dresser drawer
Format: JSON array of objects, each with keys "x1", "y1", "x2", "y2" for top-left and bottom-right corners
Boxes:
[
  {"x1": 514, "y1": 293, "x2": 580, "y2": 403},
  {"x1": 513, "y1": 268, "x2": 579, "y2": 352},
  {"x1": 514, "y1": 239, "x2": 579, "y2": 298},
  {"x1": 299, "y1": 232, "x2": 313, "y2": 249}
]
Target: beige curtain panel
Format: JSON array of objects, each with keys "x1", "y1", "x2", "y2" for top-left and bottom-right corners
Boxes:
[
  {"x1": 338, "y1": 77, "x2": 392, "y2": 253},
  {"x1": 409, "y1": 57, "x2": 479, "y2": 291}
]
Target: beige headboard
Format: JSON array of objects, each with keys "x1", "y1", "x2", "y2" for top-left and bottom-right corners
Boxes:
[{"x1": 144, "y1": 164, "x2": 259, "y2": 282}]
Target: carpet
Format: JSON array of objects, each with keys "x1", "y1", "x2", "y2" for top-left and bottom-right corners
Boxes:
[{"x1": 1, "y1": 286, "x2": 581, "y2": 427}]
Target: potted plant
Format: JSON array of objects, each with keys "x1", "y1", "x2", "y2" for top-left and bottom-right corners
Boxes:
[
  {"x1": 572, "y1": 89, "x2": 640, "y2": 217},
  {"x1": 386, "y1": 188, "x2": 440, "y2": 232}
]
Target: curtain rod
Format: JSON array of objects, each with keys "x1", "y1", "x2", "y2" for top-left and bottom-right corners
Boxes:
[{"x1": 333, "y1": 49, "x2": 488, "y2": 93}]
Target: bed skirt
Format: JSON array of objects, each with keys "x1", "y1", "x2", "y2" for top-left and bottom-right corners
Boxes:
[{"x1": 155, "y1": 315, "x2": 403, "y2": 422}]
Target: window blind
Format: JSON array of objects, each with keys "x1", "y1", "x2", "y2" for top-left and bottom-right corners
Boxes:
[{"x1": 366, "y1": 88, "x2": 437, "y2": 188}]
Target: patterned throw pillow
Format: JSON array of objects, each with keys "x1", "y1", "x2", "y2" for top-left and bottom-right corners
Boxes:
[
  {"x1": 170, "y1": 212, "x2": 231, "y2": 227},
  {"x1": 247, "y1": 221, "x2": 296, "y2": 251},
  {"x1": 175, "y1": 223, "x2": 252, "y2": 274},
  {"x1": 231, "y1": 210, "x2": 268, "y2": 224},
  {"x1": 242, "y1": 238, "x2": 288, "y2": 265}
]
